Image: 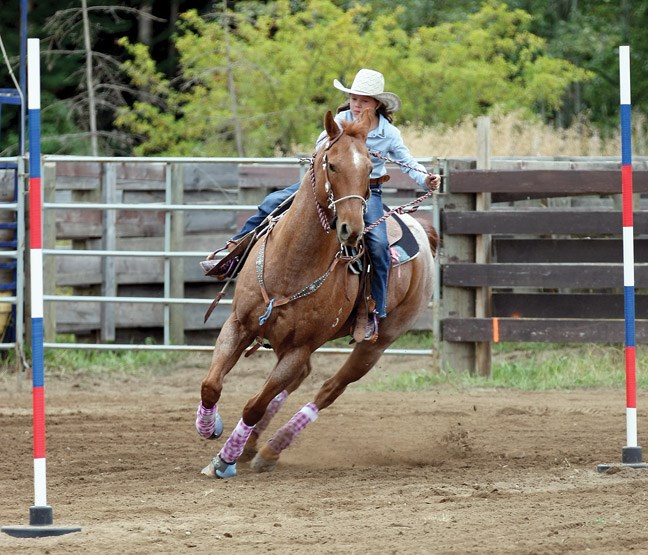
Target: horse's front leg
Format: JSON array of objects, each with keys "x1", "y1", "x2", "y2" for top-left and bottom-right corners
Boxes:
[
  {"x1": 206, "y1": 348, "x2": 312, "y2": 479},
  {"x1": 196, "y1": 314, "x2": 254, "y2": 440},
  {"x1": 251, "y1": 342, "x2": 386, "y2": 474}
]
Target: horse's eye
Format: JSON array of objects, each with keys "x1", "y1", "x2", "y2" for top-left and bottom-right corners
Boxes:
[{"x1": 328, "y1": 163, "x2": 336, "y2": 172}]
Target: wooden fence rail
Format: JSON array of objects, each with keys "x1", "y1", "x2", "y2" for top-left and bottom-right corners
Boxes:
[{"x1": 440, "y1": 158, "x2": 648, "y2": 374}]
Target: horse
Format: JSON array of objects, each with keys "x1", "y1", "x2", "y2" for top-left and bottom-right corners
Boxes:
[{"x1": 195, "y1": 108, "x2": 438, "y2": 479}]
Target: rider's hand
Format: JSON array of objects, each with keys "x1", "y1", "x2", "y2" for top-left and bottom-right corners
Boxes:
[{"x1": 425, "y1": 173, "x2": 441, "y2": 191}]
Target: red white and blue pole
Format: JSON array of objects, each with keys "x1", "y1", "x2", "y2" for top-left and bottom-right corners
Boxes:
[
  {"x1": 619, "y1": 45, "x2": 642, "y2": 464},
  {"x1": 27, "y1": 36, "x2": 48, "y2": 516},
  {"x1": 2, "y1": 38, "x2": 80, "y2": 538},
  {"x1": 598, "y1": 45, "x2": 647, "y2": 472}
]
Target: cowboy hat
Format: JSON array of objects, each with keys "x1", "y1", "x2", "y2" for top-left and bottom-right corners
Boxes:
[{"x1": 333, "y1": 68, "x2": 401, "y2": 113}]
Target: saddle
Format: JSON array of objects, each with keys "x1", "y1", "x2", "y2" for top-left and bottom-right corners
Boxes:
[
  {"x1": 348, "y1": 208, "x2": 420, "y2": 274},
  {"x1": 200, "y1": 188, "x2": 298, "y2": 281},
  {"x1": 202, "y1": 204, "x2": 421, "y2": 279}
]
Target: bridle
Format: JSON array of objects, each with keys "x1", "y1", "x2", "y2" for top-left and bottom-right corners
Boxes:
[{"x1": 308, "y1": 131, "x2": 369, "y2": 233}]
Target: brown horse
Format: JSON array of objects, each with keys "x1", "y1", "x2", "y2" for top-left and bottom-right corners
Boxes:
[{"x1": 195, "y1": 109, "x2": 438, "y2": 479}]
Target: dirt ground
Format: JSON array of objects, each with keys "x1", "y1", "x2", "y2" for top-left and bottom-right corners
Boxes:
[{"x1": 2, "y1": 352, "x2": 648, "y2": 554}]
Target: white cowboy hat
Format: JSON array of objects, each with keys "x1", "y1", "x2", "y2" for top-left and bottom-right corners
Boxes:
[{"x1": 333, "y1": 68, "x2": 401, "y2": 113}]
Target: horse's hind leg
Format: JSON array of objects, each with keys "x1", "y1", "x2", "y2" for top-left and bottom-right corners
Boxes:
[
  {"x1": 196, "y1": 314, "x2": 254, "y2": 440},
  {"x1": 251, "y1": 343, "x2": 386, "y2": 473},
  {"x1": 240, "y1": 359, "x2": 312, "y2": 462},
  {"x1": 238, "y1": 389, "x2": 288, "y2": 462}
]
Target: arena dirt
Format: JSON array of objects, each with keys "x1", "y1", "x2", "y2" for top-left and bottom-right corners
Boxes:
[{"x1": 2, "y1": 353, "x2": 648, "y2": 554}]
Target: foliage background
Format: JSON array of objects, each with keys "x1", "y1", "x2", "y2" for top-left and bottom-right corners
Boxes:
[{"x1": 0, "y1": 0, "x2": 645, "y2": 157}]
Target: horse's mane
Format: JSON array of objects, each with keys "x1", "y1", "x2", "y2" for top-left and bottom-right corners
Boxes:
[{"x1": 340, "y1": 117, "x2": 369, "y2": 141}]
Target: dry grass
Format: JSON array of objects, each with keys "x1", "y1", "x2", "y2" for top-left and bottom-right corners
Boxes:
[{"x1": 401, "y1": 110, "x2": 647, "y2": 159}]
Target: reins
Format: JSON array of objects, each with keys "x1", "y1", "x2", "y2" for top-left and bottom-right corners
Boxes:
[
  {"x1": 363, "y1": 149, "x2": 438, "y2": 233},
  {"x1": 303, "y1": 146, "x2": 439, "y2": 235}
]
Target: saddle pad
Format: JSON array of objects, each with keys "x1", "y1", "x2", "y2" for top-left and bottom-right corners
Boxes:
[{"x1": 386, "y1": 209, "x2": 419, "y2": 266}]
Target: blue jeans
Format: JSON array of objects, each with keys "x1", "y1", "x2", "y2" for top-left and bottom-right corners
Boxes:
[
  {"x1": 232, "y1": 182, "x2": 301, "y2": 241},
  {"x1": 232, "y1": 182, "x2": 389, "y2": 318},
  {"x1": 364, "y1": 187, "x2": 389, "y2": 318}
]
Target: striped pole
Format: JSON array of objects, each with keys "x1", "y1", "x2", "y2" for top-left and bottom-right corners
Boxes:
[
  {"x1": 27, "y1": 35, "x2": 52, "y2": 526},
  {"x1": 597, "y1": 45, "x2": 648, "y2": 472},
  {"x1": 619, "y1": 45, "x2": 642, "y2": 464},
  {"x1": 2, "y1": 38, "x2": 80, "y2": 538}
]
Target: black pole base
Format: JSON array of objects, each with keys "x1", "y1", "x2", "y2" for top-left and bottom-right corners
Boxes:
[
  {"x1": 2, "y1": 506, "x2": 81, "y2": 538},
  {"x1": 597, "y1": 445, "x2": 648, "y2": 472},
  {"x1": 622, "y1": 446, "x2": 644, "y2": 464}
]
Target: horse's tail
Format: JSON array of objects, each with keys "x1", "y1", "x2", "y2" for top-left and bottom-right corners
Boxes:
[{"x1": 412, "y1": 212, "x2": 439, "y2": 256}]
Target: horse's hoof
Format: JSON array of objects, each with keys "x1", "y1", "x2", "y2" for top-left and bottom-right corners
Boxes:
[
  {"x1": 212, "y1": 454, "x2": 237, "y2": 479},
  {"x1": 250, "y1": 445, "x2": 279, "y2": 474},
  {"x1": 212, "y1": 413, "x2": 224, "y2": 439}
]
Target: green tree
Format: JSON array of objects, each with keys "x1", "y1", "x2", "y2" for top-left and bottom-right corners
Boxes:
[
  {"x1": 399, "y1": 1, "x2": 592, "y2": 125},
  {"x1": 116, "y1": 0, "x2": 591, "y2": 156}
]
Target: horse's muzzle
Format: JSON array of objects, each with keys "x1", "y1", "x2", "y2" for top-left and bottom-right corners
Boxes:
[{"x1": 336, "y1": 221, "x2": 362, "y2": 248}]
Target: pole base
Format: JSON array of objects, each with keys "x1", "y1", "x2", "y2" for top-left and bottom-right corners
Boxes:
[
  {"x1": 1, "y1": 525, "x2": 81, "y2": 538},
  {"x1": 2, "y1": 506, "x2": 80, "y2": 538},
  {"x1": 622, "y1": 446, "x2": 643, "y2": 464},
  {"x1": 597, "y1": 446, "x2": 648, "y2": 472},
  {"x1": 597, "y1": 462, "x2": 648, "y2": 472}
]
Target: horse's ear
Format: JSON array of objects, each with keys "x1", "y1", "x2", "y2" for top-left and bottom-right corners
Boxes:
[
  {"x1": 324, "y1": 110, "x2": 340, "y2": 139},
  {"x1": 355, "y1": 108, "x2": 372, "y2": 140}
]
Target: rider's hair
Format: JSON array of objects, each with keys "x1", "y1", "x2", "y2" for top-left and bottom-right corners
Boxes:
[{"x1": 336, "y1": 101, "x2": 394, "y2": 123}]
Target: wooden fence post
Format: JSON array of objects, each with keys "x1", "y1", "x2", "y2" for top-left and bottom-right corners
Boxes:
[
  {"x1": 475, "y1": 117, "x2": 492, "y2": 375},
  {"x1": 441, "y1": 158, "x2": 477, "y2": 373}
]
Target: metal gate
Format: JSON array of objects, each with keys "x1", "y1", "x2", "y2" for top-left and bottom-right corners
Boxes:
[{"x1": 36, "y1": 155, "x2": 437, "y2": 358}]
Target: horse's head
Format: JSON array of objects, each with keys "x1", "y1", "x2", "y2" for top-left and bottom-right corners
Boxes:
[{"x1": 314, "y1": 109, "x2": 373, "y2": 248}]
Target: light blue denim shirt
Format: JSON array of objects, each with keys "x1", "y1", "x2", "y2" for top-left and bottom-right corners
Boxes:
[{"x1": 315, "y1": 109, "x2": 429, "y2": 190}]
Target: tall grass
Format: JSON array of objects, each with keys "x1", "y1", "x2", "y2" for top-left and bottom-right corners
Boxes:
[{"x1": 401, "y1": 110, "x2": 647, "y2": 158}]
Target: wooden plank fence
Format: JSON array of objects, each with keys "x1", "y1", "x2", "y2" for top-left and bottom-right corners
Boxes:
[{"x1": 440, "y1": 156, "x2": 648, "y2": 374}]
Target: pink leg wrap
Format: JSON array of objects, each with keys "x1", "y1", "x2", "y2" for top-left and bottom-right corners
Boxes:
[
  {"x1": 267, "y1": 402, "x2": 319, "y2": 454},
  {"x1": 195, "y1": 402, "x2": 218, "y2": 439},
  {"x1": 254, "y1": 390, "x2": 289, "y2": 436},
  {"x1": 219, "y1": 418, "x2": 254, "y2": 463}
]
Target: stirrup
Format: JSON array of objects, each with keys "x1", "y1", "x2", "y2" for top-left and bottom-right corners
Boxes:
[
  {"x1": 364, "y1": 312, "x2": 379, "y2": 342},
  {"x1": 200, "y1": 232, "x2": 254, "y2": 280}
]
